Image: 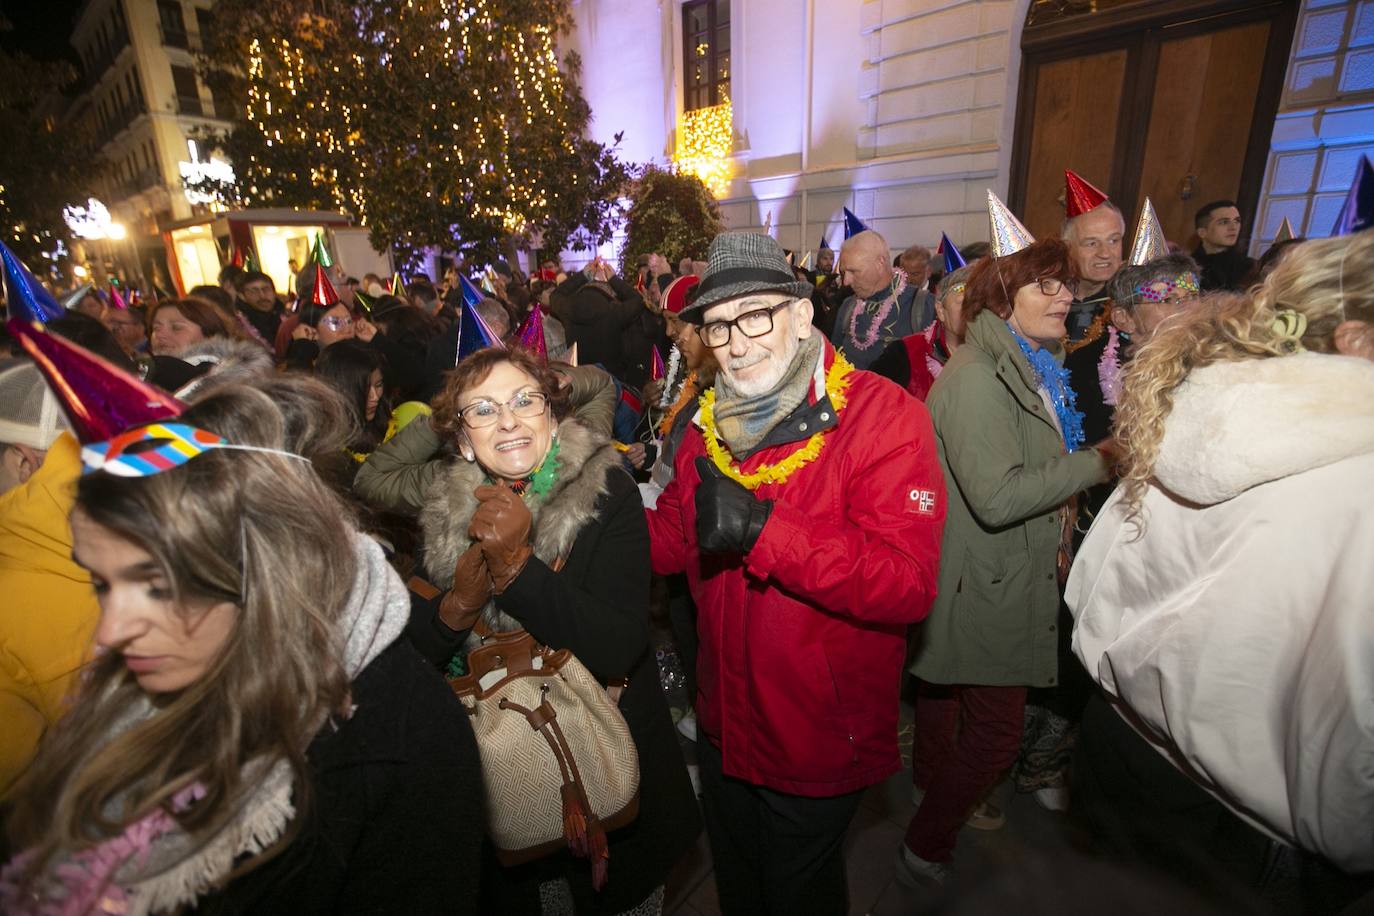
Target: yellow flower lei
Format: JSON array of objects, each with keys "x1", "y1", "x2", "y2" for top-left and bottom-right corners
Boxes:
[{"x1": 698, "y1": 352, "x2": 855, "y2": 490}]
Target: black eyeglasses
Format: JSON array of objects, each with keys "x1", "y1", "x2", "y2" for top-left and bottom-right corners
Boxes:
[
  {"x1": 697, "y1": 301, "x2": 794, "y2": 348},
  {"x1": 1036, "y1": 277, "x2": 1079, "y2": 297}
]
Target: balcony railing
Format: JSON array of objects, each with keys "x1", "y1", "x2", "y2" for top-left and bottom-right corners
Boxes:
[
  {"x1": 160, "y1": 25, "x2": 192, "y2": 51},
  {"x1": 81, "y1": 28, "x2": 131, "y2": 89},
  {"x1": 95, "y1": 99, "x2": 148, "y2": 147},
  {"x1": 175, "y1": 94, "x2": 205, "y2": 117}
]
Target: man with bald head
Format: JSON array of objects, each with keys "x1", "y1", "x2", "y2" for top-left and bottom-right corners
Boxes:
[{"x1": 832, "y1": 230, "x2": 934, "y2": 369}]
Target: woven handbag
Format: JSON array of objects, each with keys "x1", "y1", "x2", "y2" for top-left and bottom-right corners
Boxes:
[{"x1": 449, "y1": 623, "x2": 640, "y2": 889}]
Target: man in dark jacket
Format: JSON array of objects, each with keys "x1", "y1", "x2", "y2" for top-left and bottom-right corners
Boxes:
[
  {"x1": 647, "y1": 231, "x2": 946, "y2": 915},
  {"x1": 236, "y1": 270, "x2": 286, "y2": 344},
  {"x1": 1192, "y1": 199, "x2": 1255, "y2": 292},
  {"x1": 551, "y1": 259, "x2": 646, "y2": 384}
]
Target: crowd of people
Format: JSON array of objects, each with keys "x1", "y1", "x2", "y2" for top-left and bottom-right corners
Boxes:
[{"x1": 0, "y1": 170, "x2": 1371, "y2": 916}]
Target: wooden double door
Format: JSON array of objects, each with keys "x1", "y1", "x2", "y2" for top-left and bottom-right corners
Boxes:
[{"x1": 1009, "y1": 0, "x2": 1298, "y2": 246}]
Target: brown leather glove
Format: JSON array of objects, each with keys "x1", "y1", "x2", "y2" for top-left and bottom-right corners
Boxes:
[
  {"x1": 468, "y1": 484, "x2": 534, "y2": 594},
  {"x1": 438, "y1": 544, "x2": 492, "y2": 632}
]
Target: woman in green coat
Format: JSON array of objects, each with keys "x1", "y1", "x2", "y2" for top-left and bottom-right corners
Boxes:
[{"x1": 897, "y1": 239, "x2": 1112, "y2": 886}]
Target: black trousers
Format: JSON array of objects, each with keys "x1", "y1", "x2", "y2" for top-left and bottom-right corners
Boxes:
[
  {"x1": 697, "y1": 736, "x2": 865, "y2": 916},
  {"x1": 1075, "y1": 691, "x2": 1374, "y2": 915}
]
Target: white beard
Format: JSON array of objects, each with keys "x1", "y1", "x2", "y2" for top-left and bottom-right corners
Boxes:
[{"x1": 717, "y1": 330, "x2": 801, "y2": 398}]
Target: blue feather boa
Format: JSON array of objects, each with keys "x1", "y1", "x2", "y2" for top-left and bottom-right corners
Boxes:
[{"x1": 1007, "y1": 324, "x2": 1086, "y2": 453}]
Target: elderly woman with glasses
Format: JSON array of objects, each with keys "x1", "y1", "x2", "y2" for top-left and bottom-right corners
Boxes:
[
  {"x1": 897, "y1": 238, "x2": 1115, "y2": 887},
  {"x1": 381, "y1": 347, "x2": 700, "y2": 915}
]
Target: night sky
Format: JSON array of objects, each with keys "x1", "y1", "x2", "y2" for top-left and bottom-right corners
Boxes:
[{"x1": 1, "y1": 0, "x2": 87, "y2": 64}]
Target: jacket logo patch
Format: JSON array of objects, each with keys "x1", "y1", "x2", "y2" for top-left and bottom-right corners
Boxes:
[{"x1": 907, "y1": 488, "x2": 937, "y2": 515}]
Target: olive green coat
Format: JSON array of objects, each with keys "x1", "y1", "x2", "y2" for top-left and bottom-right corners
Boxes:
[{"x1": 909, "y1": 310, "x2": 1107, "y2": 687}]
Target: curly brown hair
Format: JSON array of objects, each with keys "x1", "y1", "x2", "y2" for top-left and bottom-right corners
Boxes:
[
  {"x1": 961, "y1": 239, "x2": 1079, "y2": 325},
  {"x1": 431, "y1": 346, "x2": 570, "y2": 444}
]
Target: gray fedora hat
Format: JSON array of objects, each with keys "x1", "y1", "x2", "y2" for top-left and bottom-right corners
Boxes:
[{"x1": 680, "y1": 231, "x2": 813, "y2": 321}]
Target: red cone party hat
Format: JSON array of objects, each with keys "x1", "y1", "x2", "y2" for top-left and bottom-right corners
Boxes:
[
  {"x1": 309, "y1": 263, "x2": 340, "y2": 308},
  {"x1": 1064, "y1": 170, "x2": 1110, "y2": 218}
]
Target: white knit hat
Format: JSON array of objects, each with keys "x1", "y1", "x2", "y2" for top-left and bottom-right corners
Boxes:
[{"x1": 0, "y1": 359, "x2": 71, "y2": 450}]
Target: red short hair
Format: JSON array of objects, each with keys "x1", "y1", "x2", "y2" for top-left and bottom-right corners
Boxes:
[{"x1": 961, "y1": 239, "x2": 1079, "y2": 324}]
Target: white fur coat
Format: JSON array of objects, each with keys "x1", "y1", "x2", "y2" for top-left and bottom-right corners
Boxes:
[{"x1": 1067, "y1": 352, "x2": 1374, "y2": 872}]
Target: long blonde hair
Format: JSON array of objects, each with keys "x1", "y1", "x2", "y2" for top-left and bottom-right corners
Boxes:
[
  {"x1": 1114, "y1": 231, "x2": 1374, "y2": 524},
  {"x1": 6, "y1": 376, "x2": 359, "y2": 886}
]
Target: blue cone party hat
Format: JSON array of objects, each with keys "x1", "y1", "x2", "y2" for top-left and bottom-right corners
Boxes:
[
  {"x1": 818, "y1": 235, "x2": 831, "y2": 251},
  {"x1": 455, "y1": 304, "x2": 506, "y2": 362},
  {"x1": 842, "y1": 207, "x2": 869, "y2": 240},
  {"x1": 457, "y1": 274, "x2": 485, "y2": 310},
  {"x1": 1332, "y1": 154, "x2": 1374, "y2": 236},
  {"x1": 2, "y1": 242, "x2": 64, "y2": 323},
  {"x1": 937, "y1": 234, "x2": 966, "y2": 273}
]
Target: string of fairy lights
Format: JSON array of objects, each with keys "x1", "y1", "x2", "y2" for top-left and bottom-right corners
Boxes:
[
  {"x1": 674, "y1": 99, "x2": 733, "y2": 196},
  {"x1": 239, "y1": 0, "x2": 577, "y2": 238}
]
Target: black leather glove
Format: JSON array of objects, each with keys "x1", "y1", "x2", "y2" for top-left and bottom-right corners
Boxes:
[{"x1": 694, "y1": 457, "x2": 773, "y2": 554}]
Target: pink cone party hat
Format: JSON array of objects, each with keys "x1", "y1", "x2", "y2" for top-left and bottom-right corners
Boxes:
[
  {"x1": 6, "y1": 318, "x2": 185, "y2": 443},
  {"x1": 514, "y1": 306, "x2": 548, "y2": 358}
]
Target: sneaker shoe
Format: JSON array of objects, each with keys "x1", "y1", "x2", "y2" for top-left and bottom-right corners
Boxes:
[
  {"x1": 1034, "y1": 786, "x2": 1070, "y2": 812},
  {"x1": 910, "y1": 787, "x2": 1005, "y2": 831},
  {"x1": 676, "y1": 711, "x2": 698, "y2": 742},
  {"x1": 894, "y1": 844, "x2": 950, "y2": 889}
]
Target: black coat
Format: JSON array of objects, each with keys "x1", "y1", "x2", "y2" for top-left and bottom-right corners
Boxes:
[
  {"x1": 407, "y1": 468, "x2": 702, "y2": 915},
  {"x1": 1192, "y1": 245, "x2": 1256, "y2": 293},
  {"x1": 192, "y1": 640, "x2": 483, "y2": 914},
  {"x1": 552, "y1": 273, "x2": 644, "y2": 383}
]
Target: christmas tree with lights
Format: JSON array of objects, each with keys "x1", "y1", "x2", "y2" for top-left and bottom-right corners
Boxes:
[{"x1": 198, "y1": 0, "x2": 628, "y2": 265}]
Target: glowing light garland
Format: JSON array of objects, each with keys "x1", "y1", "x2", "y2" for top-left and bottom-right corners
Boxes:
[
  {"x1": 674, "y1": 99, "x2": 733, "y2": 196},
  {"x1": 238, "y1": 1, "x2": 577, "y2": 239}
]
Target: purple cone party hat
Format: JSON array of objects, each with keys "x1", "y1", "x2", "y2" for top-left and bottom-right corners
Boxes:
[
  {"x1": 1127, "y1": 198, "x2": 1170, "y2": 266},
  {"x1": 311, "y1": 232, "x2": 334, "y2": 269},
  {"x1": 107, "y1": 283, "x2": 128, "y2": 311},
  {"x1": 842, "y1": 207, "x2": 869, "y2": 239},
  {"x1": 1273, "y1": 216, "x2": 1296, "y2": 245},
  {"x1": 1332, "y1": 154, "x2": 1374, "y2": 236},
  {"x1": 818, "y1": 234, "x2": 831, "y2": 251},
  {"x1": 457, "y1": 274, "x2": 485, "y2": 310},
  {"x1": 650, "y1": 345, "x2": 666, "y2": 382},
  {"x1": 514, "y1": 306, "x2": 548, "y2": 358},
  {"x1": 987, "y1": 190, "x2": 1035, "y2": 257},
  {"x1": 455, "y1": 304, "x2": 506, "y2": 362},
  {"x1": 2, "y1": 242, "x2": 64, "y2": 323},
  {"x1": 937, "y1": 233, "x2": 967, "y2": 273},
  {"x1": 308, "y1": 262, "x2": 341, "y2": 308},
  {"x1": 6, "y1": 318, "x2": 185, "y2": 443}
]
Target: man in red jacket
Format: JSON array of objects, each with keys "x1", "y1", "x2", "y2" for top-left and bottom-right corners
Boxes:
[{"x1": 646, "y1": 232, "x2": 946, "y2": 914}]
